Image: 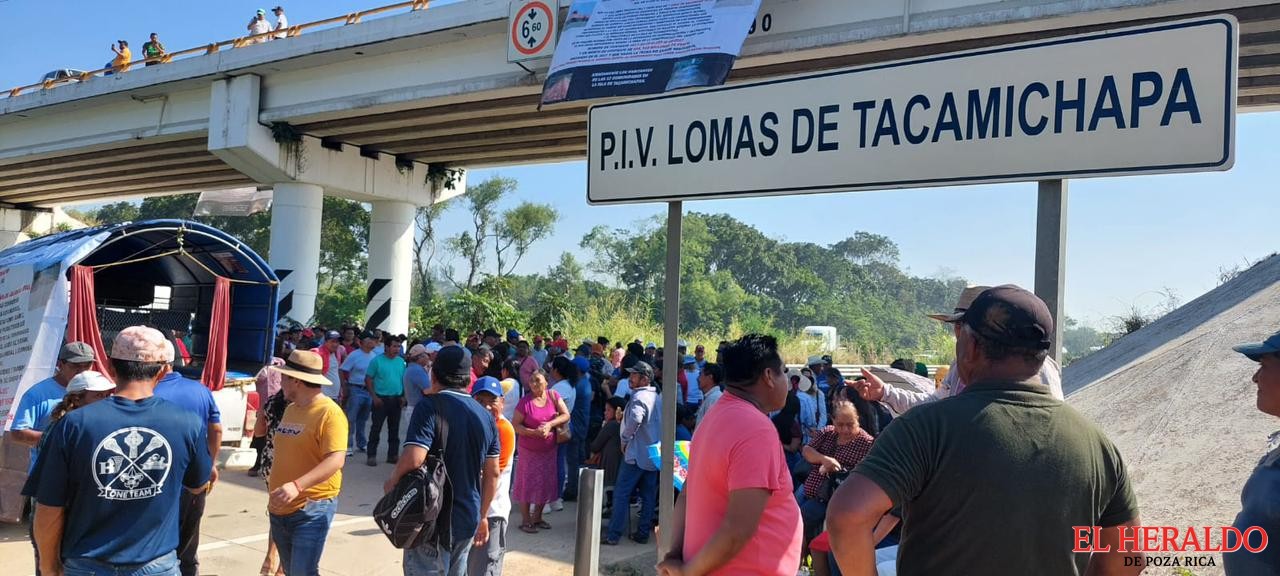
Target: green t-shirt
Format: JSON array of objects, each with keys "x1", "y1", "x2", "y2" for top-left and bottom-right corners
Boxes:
[
  {"x1": 365, "y1": 354, "x2": 406, "y2": 397},
  {"x1": 854, "y1": 379, "x2": 1137, "y2": 576}
]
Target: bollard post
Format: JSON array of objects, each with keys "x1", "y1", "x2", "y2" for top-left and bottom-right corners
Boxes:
[{"x1": 574, "y1": 468, "x2": 604, "y2": 576}]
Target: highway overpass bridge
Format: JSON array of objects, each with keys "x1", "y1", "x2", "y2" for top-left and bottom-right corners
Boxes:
[{"x1": 1, "y1": 0, "x2": 1276, "y2": 331}]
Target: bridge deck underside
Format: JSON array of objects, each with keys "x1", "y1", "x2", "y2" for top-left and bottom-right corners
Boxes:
[{"x1": 2, "y1": 4, "x2": 1278, "y2": 207}]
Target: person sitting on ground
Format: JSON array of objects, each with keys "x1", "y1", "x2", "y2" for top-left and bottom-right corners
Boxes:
[{"x1": 795, "y1": 400, "x2": 874, "y2": 564}]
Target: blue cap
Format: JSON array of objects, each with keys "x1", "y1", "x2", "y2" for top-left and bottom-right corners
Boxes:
[
  {"x1": 1234, "y1": 329, "x2": 1280, "y2": 361},
  {"x1": 646, "y1": 342, "x2": 656, "y2": 349},
  {"x1": 682, "y1": 355, "x2": 696, "y2": 365},
  {"x1": 472, "y1": 376, "x2": 503, "y2": 398},
  {"x1": 507, "y1": 329, "x2": 521, "y2": 339}
]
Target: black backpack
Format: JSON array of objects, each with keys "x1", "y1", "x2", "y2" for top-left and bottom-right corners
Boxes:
[{"x1": 373, "y1": 395, "x2": 452, "y2": 548}]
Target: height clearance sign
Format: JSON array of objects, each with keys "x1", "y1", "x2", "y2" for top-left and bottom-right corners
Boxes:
[{"x1": 587, "y1": 17, "x2": 1237, "y2": 204}]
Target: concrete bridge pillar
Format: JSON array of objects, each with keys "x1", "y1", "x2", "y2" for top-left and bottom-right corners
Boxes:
[
  {"x1": 366, "y1": 200, "x2": 414, "y2": 335},
  {"x1": 269, "y1": 182, "x2": 324, "y2": 326}
]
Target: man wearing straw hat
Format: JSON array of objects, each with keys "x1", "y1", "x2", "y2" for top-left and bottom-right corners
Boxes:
[
  {"x1": 853, "y1": 285, "x2": 1065, "y2": 414},
  {"x1": 267, "y1": 349, "x2": 349, "y2": 576}
]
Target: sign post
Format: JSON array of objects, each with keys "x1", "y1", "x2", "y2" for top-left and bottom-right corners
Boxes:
[
  {"x1": 1035, "y1": 179, "x2": 1068, "y2": 364},
  {"x1": 658, "y1": 201, "x2": 682, "y2": 560}
]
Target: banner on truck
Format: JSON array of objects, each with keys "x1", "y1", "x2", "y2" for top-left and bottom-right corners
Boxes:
[
  {"x1": 0, "y1": 232, "x2": 110, "y2": 432},
  {"x1": 541, "y1": 0, "x2": 762, "y2": 105}
]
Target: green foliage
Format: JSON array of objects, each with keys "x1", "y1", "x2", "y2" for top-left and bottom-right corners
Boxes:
[
  {"x1": 313, "y1": 278, "x2": 365, "y2": 328},
  {"x1": 442, "y1": 290, "x2": 525, "y2": 333},
  {"x1": 495, "y1": 201, "x2": 559, "y2": 276},
  {"x1": 529, "y1": 291, "x2": 571, "y2": 336},
  {"x1": 92, "y1": 202, "x2": 140, "y2": 225},
  {"x1": 577, "y1": 211, "x2": 962, "y2": 357},
  {"x1": 448, "y1": 175, "x2": 516, "y2": 288},
  {"x1": 318, "y1": 197, "x2": 369, "y2": 285}
]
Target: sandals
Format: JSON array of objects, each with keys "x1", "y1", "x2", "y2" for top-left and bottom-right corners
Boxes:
[
  {"x1": 534, "y1": 520, "x2": 552, "y2": 530},
  {"x1": 519, "y1": 523, "x2": 539, "y2": 534}
]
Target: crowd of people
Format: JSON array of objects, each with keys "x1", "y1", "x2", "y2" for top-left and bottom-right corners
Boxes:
[
  {"x1": 9, "y1": 282, "x2": 1280, "y2": 575},
  {"x1": 102, "y1": 7, "x2": 288, "y2": 74}
]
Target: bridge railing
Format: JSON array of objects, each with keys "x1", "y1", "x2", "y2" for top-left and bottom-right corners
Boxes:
[{"x1": 4, "y1": 0, "x2": 431, "y2": 100}]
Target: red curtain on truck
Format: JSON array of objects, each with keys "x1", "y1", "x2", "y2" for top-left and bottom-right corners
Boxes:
[
  {"x1": 201, "y1": 276, "x2": 231, "y2": 391},
  {"x1": 66, "y1": 265, "x2": 113, "y2": 378}
]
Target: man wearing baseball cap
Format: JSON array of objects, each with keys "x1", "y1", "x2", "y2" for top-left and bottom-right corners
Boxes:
[
  {"x1": 268, "y1": 349, "x2": 348, "y2": 575},
  {"x1": 827, "y1": 286, "x2": 1140, "y2": 575},
  {"x1": 34, "y1": 327, "x2": 211, "y2": 576},
  {"x1": 853, "y1": 285, "x2": 1065, "y2": 415},
  {"x1": 604, "y1": 361, "x2": 662, "y2": 545},
  {"x1": 392, "y1": 345, "x2": 500, "y2": 574},
  {"x1": 11, "y1": 342, "x2": 97, "y2": 470},
  {"x1": 403, "y1": 342, "x2": 439, "y2": 410},
  {"x1": 1224, "y1": 330, "x2": 1280, "y2": 573},
  {"x1": 311, "y1": 330, "x2": 348, "y2": 400}
]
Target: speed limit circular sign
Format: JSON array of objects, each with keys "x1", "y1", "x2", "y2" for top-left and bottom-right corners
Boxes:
[{"x1": 509, "y1": 0, "x2": 556, "y2": 61}]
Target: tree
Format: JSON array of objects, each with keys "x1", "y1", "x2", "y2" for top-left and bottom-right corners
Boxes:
[
  {"x1": 413, "y1": 200, "x2": 449, "y2": 302},
  {"x1": 318, "y1": 197, "x2": 369, "y2": 287},
  {"x1": 832, "y1": 231, "x2": 900, "y2": 265},
  {"x1": 92, "y1": 202, "x2": 139, "y2": 225},
  {"x1": 448, "y1": 176, "x2": 515, "y2": 288},
  {"x1": 494, "y1": 202, "x2": 558, "y2": 276}
]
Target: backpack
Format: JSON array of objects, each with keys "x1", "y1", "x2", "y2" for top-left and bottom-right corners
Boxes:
[{"x1": 373, "y1": 395, "x2": 452, "y2": 548}]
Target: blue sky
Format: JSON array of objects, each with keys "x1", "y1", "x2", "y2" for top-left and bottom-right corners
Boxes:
[{"x1": 2, "y1": 1, "x2": 1274, "y2": 329}]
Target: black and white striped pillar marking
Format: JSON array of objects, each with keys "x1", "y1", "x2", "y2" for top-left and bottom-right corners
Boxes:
[
  {"x1": 366, "y1": 278, "x2": 391, "y2": 330},
  {"x1": 275, "y1": 268, "x2": 294, "y2": 320}
]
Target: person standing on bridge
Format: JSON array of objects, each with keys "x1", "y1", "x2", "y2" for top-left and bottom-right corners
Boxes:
[
  {"x1": 826, "y1": 285, "x2": 1141, "y2": 576},
  {"x1": 109, "y1": 40, "x2": 132, "y2": 73},
  {"x1": 249, "y1": 9, "x2": 272, "y2": 42},
  {"x1": 142, "y1": 33, "x2": 165, "y2": 66},
  {"x1": 272, "y1": 6, "x2": 289, "y2": 40},
  {"x1": 1225, "y1": 329, "x2": 1280, "y2": 574},
  {"x1": 33, "y1": 326, "x2": 212, "y2": 576}
]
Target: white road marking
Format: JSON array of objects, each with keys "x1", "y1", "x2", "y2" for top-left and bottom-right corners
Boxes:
[{"x1": 196, "y1": 516, "x2": 376, "y2": 552}]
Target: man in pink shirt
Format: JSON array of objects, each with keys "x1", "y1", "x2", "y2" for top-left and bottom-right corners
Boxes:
[{"x1": 659, "y1": 334, "x2": 801, "y2": 576}]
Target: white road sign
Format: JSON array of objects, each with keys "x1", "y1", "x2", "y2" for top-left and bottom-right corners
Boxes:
[
  {"x1": 587, "y1": 16, "x2": 1238, "y2": 204},
  {"x1": 508, "y1": 0, "x2": 557, "y2": 63}
]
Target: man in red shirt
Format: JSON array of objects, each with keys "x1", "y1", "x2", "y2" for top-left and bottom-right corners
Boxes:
[{"x1": 659, "y1": 334, "x2": 801, "y2": 576}]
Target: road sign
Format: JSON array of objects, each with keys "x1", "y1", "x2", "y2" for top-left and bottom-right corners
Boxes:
[
  {"x1": 587, "y1": 16, "x2": 1237, "y2": 205},
  {"x1": 508, "y1": 0, "x2": 557, "y2": 63}
]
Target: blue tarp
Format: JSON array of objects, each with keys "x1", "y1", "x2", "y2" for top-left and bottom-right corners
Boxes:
[{"x1": 0, "y1": 219, "x2": 278, "y2": 367}]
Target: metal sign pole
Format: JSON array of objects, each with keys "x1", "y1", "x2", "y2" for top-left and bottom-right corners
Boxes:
[
  {"x1": 658, "y1": 201, "x2": 682, "y2": 560},
  {"x1": 1034, "y1": 179, "x2": 1068, "y2": 364}
]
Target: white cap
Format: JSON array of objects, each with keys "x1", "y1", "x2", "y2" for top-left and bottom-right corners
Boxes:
[
  {"x1": 66, "y1": 370, "x2": 115, "y2": 394},
  {"x1": 425, "y1": 342, "x2": 442, "y2": 354}
]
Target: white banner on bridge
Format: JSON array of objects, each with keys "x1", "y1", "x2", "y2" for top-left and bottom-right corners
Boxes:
[{"x1": 587, "y1": 16, "x2": 1237, "y2": 204}]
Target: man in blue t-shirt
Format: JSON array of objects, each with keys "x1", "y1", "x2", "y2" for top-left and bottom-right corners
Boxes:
[
  {"x1": 10, "y1": 342, "x2": 97, "y2": 472},
  {"x1": 153, "y1": 369, "x2": 222, "y2": 576},
  {"x1": 340, "y1": 331, "x2": 379, "y2": 455},
  {"x1": 34, "y1": 326, "x2": 211, "y2": 576},
  {"x1": 388, "y1": 345, "x2": 499, "y2": 575}
]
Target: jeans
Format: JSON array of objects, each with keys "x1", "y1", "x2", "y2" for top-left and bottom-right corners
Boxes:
[
  {"x1": 562, "y1": 435, "x2": 585, "y2": 499},
  {"x1": 796, "y1": 489, "x2": 828, "y2": 549},
  {"x1": 269, "y1": 498, "x2": 337, "y2": 576},
  {"x1": 369, "y1": 395, "x2": 403, "y2": 460},
  {"x1": 607, "y1": 461, "x2": 657, "y2": 541},
  {"x1": 177, "y1": 489, "x2": 207, "y2": 576},
  {"x1": 466, "y1": 518, "x2": 507, "y2": 576},
  {"x1": 62, "y1": 551, "x2": 178, "y2": 576},
  {"x1": 404, "y1": 537, "x2": 474, "y2": 576},
  {"x1": 346, "y1": 386, "x2": 372, "y2": 451}
]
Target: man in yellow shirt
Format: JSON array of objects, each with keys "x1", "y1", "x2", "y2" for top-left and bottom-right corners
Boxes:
[
  {"x1": 109, "y1": 40, "x2": 132, "y2": 73},
  {"x1": 268, "y1": 350, "x2": 348, "y2": 575}
]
